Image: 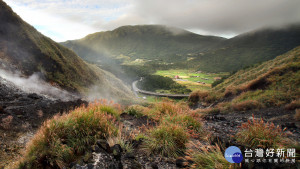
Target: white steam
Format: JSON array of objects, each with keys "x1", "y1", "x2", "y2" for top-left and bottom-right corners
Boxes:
[{"x1": 0, "y1": 69, "x2": 78, "y2": 101}]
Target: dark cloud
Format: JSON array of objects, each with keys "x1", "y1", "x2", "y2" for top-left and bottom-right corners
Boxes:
[
  {"x1": 5, "y1": 0, "x2": 300, "y2": 40},
  {"x1": 111, "y1": 0, "x2": 300, "y2": 36}
]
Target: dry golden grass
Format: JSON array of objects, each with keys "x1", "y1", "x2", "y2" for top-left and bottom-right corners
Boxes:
[
  {"x1": 235, "y1": 115, "x2": 291, "y2": 148},
  {"x1": 231, "y1": 100, "x2": 262, "y2": 111},
  {"x1": 188, "y1": 90, "x2": 209, "y2": 103}
]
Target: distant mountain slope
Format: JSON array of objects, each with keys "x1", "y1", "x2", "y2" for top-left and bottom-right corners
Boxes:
[
  {"x1": 190, "y1": 25, "x2": 300, "y2": 72},
  {"x1": 62, "y1": 25, "x2": 225, "y2": 63},
  {"x1": 62, "y1": 24, "x2": 300, "y2": 73},
  {"x1": 190, "y1": 46, "x2": 300, "y2": 109},
  {"x1": 0, "y1": 0, "x2": 132, "y2": 99}
]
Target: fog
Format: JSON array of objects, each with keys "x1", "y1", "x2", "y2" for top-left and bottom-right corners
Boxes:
[{"x1": 0, "y1": 69, "x2": 78, "y2": 101}]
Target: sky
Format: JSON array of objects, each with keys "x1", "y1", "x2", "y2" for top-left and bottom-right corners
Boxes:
[{"x1": 4, "y1": 0, "x2": 300, "y2": 42}]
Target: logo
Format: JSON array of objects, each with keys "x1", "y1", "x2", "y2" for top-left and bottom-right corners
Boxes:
[{"x1": 224, "y1": 146, "x2": 243, "y2": 163}]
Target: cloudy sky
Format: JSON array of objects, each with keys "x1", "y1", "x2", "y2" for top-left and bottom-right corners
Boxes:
[{"x1": 4, "y1": 0, "x2": 300, "y2": 42}]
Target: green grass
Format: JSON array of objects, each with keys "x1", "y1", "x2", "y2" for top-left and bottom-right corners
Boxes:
[
  {"x1": 155, "y1": 69, "x2": 228, "y2": 91},
  {"x1": 143, "y1": 123, "x2": 189, "y2": 157},
  {"x1": 17, "y1": 101, "x2": 120, "y2": 169}
]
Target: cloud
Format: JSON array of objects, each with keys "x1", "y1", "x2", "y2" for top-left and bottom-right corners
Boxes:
[{"x1": 4, "y1": 0, "x2": 300, "y2": 41}]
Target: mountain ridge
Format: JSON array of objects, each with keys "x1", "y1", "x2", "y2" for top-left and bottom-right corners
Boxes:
[
  {"x1": 62, "y1": 24, "x2": 226, "y2": 64},
  {"x1": 62, "y1": 24, "x2": 300, "y2": 73}
]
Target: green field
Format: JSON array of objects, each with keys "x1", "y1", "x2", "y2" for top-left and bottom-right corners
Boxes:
[{"x1": 154, "y1": 69, "x2": 228, "y2": 91}]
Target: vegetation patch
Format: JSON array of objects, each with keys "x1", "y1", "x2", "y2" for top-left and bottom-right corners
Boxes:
[
  {"x1": 189, "y1": 47, "x2": 300, "y2": 112},
  {"x1": 235, "y1": 115, "x2": 291, "y2": 148},
  {"x1": 143, "y1": 123, "x2": 189, "y2": 157},
  {"x1": 17, "y1": 101, "x2": 120, "y2": 168},
  {"x1": 231, "y1": 100, "x2": 262, "y2": 111},
  {"x1": 155, "y1": 69, "x2": 228, "y2": 91},
  {"x1": 186, "y1": 142, "x2": 233, "y2": 169},
  {"x1": 138, "y1": 75, "x2": 191, "y2": 94}
]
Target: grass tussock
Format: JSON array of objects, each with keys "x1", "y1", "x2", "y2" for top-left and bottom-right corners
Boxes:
[
  {"x1": 143, "y1": 100, "x2": 204, "y2": 134},
  {"x1": 235, "y1": 115, "x2": 290, "y2": 148},
  {"x1": 189, "y1": 90, "x2": 209, "y2": 103},
  {"x1": 189, "y1": 90, "x2": 219, "y2": 104},
  {"x1": 125, "y1": 100, "x2": 204, "y2": 157},
  {"x1": 18, "y1": 100, "x2": 120, "y2": 169},
  {"x1": 124, "y1": 105, "x2": 148, "y2": 118},
  {"x1": 186, "y1": 141, "x2": 234, "y2": 169},
  {"x1": 193, "y1": 108, "x2": 221, "y2": 115},
  {"x1": 232, "y1": 100, "x2": 262, "y2": 111},
  {"x1": 143, "y1": 123, "x2": 189, "y2": 157}
]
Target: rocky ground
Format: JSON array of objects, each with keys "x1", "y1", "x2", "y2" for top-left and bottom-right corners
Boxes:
[
  {"x1": 0, "y1": 77, "x2": 87, "y2": 168},
  {"x1": 204, "y1": 107, "x2": 300, "y2": 143}
]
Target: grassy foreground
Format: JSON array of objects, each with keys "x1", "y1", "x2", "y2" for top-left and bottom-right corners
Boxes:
[
  {"x1": 13, "y1": 100, "x2": 228, "y2": 168},
  {"x1": 13, "y1": 98, "x2": 296, "y2": 169}
]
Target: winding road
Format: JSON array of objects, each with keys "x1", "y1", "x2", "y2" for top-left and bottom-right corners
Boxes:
[{"x1": 132, "y1": 79, "x2": 190, "y2": 99}]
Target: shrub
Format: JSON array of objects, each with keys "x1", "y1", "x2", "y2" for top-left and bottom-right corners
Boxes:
[
  {"x1": 18, "y1": 101, "x2": 118, "y2": 168},
  {"x1": 235, "y1": 115, "x2": 289, "y2": 148},
  {"x1": 144, "y1": 123, "x2": 189, "y2": 157},
  {"x1": 232, "y1": 100, "x2": 261, "y2": 111}
]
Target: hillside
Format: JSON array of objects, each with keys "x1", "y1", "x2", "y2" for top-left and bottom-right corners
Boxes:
[
  {"x1": 189, "y1": 24, "x2": 300, "y2": 72},
  {"x1": 0, "y1": 0, "x2": 132, "y2": 99},
  {"x1": 62, "y1": 25, "x2": 225, "y2": 64},
  {"x1": 189, "y1": 46, "x2": 300, "y2": 111}
]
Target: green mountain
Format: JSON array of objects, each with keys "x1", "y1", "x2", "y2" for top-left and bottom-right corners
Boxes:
[
  {"x1": 62, "y1": 24, "x2": 300, "y2": 74},
  {"x1": 0, "y1": 0, "x2": 132, "y2": 99},
  {"x1": 62, "y1": 25, "x2": 225, "y2": 64},
  {"x1": 189, "y1": 25, "x2": 300, "y2": 72}
]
